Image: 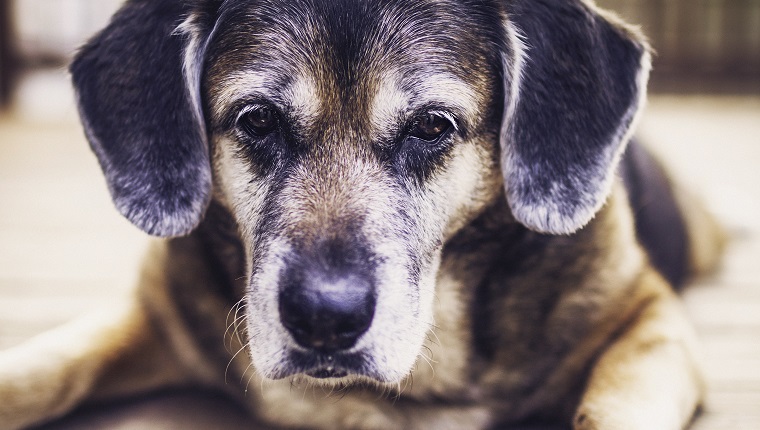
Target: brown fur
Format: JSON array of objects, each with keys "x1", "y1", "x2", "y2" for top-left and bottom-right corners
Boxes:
[{"x1": 0, "y1": 1, "x2": 724, "y2": 429}]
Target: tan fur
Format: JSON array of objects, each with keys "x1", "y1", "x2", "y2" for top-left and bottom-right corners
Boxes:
[
  {"x1": 0, "y1": 1, "x2": 725, "y2": 429},
  {"x1": 674, "y1": 185, "x2": 727, "y2": 277},
  {"x1": 575, "y1": 272, "x2": 704, "y2": 430},
  {"x1": 0, "y1": 177, "x2": 722, "y2": 430},
  {"x1": 0, "y1": 288, "x2": 184, "y2": 429}
]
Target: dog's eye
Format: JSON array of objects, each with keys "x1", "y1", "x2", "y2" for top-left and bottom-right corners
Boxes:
[
  {"x1": 238, "y1": 105, "x2": 279, "y2": 137},
  {"x1": 409, "y1": 113, "x2": 452, "y2": 142}
]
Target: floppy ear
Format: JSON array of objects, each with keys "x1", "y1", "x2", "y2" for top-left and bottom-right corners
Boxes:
[
  {"x1": 500, "y1": 0, "x2": 651, "y2": 235},
  {"x1": 70, "y1": 0, "x2": 216, "y2": 237}
]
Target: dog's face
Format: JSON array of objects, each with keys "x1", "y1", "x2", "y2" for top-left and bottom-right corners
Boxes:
[
  {"x1": 201, "y1": 0, "x2": 504, "y2": 382},
  {"x1": 71, "y1": 0, "x2": 649, "y2": 385}
]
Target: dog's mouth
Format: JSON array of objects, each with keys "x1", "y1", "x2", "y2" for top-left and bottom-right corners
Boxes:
[
  {"x1": 305, "y1": 367, "x2": 349, "y2": 379},
  {"x1": 269, "y1": 349, "x2": 384, "y2": 382}
]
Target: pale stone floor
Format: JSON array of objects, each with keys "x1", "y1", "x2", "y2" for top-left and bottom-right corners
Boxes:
[{"x1": 1, "y1": 88, "x2": 759, "y2": 428}]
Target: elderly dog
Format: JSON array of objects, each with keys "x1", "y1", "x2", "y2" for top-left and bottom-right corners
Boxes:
[{"x1": 0, "y1": 0, "x2": 723, "y2": 429}]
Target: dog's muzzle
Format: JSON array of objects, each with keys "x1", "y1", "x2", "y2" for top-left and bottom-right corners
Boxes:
[{"x1": 278, "y1": 241, "x2": 377, "y2": 355}]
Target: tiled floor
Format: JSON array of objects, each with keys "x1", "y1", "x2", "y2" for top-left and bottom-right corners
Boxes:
[{"x1": 1, "y1": 89, "x2": 759, "y2": 428}]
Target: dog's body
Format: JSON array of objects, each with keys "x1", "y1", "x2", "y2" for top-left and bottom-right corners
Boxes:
[{"x1": 0, "y1": 0, "x2": 724, "y2": 429}]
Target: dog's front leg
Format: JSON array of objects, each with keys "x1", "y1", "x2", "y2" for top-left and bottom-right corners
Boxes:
[
  {"x1": 574, "y1": 271, "x2": 704, "y2": 430},
  {"x1": 0, "y1": 299, "x2": 186, "y2": 430}
]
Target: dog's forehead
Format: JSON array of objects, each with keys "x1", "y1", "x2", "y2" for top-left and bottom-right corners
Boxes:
[{"x1": 203, "y1": 0, "x2": 503, "y2": 129}]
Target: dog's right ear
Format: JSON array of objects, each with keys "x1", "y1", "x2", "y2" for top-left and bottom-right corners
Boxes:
[
  {"x1": 70, "y1": 0, "x2": 219, "y2": 237},
  {"x1": 499, "y1": 0, "x2": 650, "y2": 235}
]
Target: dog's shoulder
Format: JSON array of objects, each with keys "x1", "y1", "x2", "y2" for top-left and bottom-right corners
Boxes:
[
  {"x1": 437, "y1": 182, "x2": 666, "y2": 421},
  {"x1": 134, "y1": 202, "x2": 249, "y2": 389}
]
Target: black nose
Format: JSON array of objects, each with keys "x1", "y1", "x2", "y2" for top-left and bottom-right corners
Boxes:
[{"x1": 279, "y1": 270, "x2": 376, "y2": 352}]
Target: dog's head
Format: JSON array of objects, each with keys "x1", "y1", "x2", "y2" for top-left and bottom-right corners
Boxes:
[{"x1": 71, "y1": 0, "x2": 649, "y2": 384}]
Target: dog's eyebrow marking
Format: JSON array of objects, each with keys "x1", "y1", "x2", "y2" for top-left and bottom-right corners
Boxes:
[
  {"x1": 211, "y1": 71, "x2": 321, "y2": 130},
  {"x1": 211, "y1": 71, "x2": 279, "y2": 123},
  {"x1": 369, "y1": 72, "x2": 410, "y2": 136},
  {"x1": 414, "y1": 73, "x2": 480, "y2": 115},
  {"x1": 283, "y1": 73, "x2": 321, "y2": 125},
  {"x1": 369, "y1": 71, "x2": 479, "y2": 137}
]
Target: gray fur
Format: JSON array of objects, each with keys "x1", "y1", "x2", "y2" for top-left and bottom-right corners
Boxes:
[{"x1": 0, "y1": 1, "x2": 711, "y2": 430}]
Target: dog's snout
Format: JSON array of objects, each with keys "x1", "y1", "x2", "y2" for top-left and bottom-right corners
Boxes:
[{"x1": 279, "y1": 267, "x2": 376, "y2": 352}]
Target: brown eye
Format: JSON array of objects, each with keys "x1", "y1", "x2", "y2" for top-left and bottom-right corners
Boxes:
[
  {"x1": 239, "y1": 105, "x2": 279, "y2": 137},
  {"x1": 409, "y1": 113, "x2": 452, "y2": 141}
]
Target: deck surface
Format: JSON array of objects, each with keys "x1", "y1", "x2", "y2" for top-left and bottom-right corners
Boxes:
[{"x1": 1, "y1": 92, "x2": 759, "y2": 428}]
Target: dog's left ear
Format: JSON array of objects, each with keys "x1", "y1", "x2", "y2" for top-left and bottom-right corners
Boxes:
[
  {"x1": 500, "y1": 0, "x2": 651, "y2": 234},
  {"x1": 70, "y1": 0, "x2": 217, "y2": 237}
]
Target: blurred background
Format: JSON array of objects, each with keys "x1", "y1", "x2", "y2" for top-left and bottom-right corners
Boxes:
[
  {"x1": 602, "y1": 0, "x2": 760, "y2": 93},
  {"x1": 0, "y1": 1, "x2": 758, "y2": 429},
  {"x1": 1, "y1": 0, "x2": 760, "y2": 108}
]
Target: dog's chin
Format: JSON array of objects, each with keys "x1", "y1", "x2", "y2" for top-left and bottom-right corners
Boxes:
[{"x1": 264, "y1": 349, "x2": 409, "y2": 386}]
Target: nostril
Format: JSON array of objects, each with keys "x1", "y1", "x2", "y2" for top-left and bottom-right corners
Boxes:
[{"x1": 279, "y1": 274, "x2": 376, "y2": 352}]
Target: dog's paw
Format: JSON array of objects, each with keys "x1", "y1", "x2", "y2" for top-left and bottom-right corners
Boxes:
[
  {"x1": 573, "y1": 404, "x2": 683, "y2": 430},
  {"x1": 573, "y1": 408, "x2": 632, "y2": 430},
  {"x1": 573, "y1": 410, "x2": 598, "y2": 430}
]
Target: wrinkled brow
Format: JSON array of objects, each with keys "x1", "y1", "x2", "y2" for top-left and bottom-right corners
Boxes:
[{"x1": 369, "y1": 70, "x2": 481, "y2": 139}]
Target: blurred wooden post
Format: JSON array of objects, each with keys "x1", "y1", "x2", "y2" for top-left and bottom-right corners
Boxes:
[
  {"x1": 597, "y1": 0, "x2": 760, "y2": 92},
  {"x1": 0, "y1": 0, "x2": 13, "y2": 107}
]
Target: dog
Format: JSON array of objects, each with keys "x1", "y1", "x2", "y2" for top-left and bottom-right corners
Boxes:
[{"x1": 0, "y1": 0, "x2": 725, "y2": 429}]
